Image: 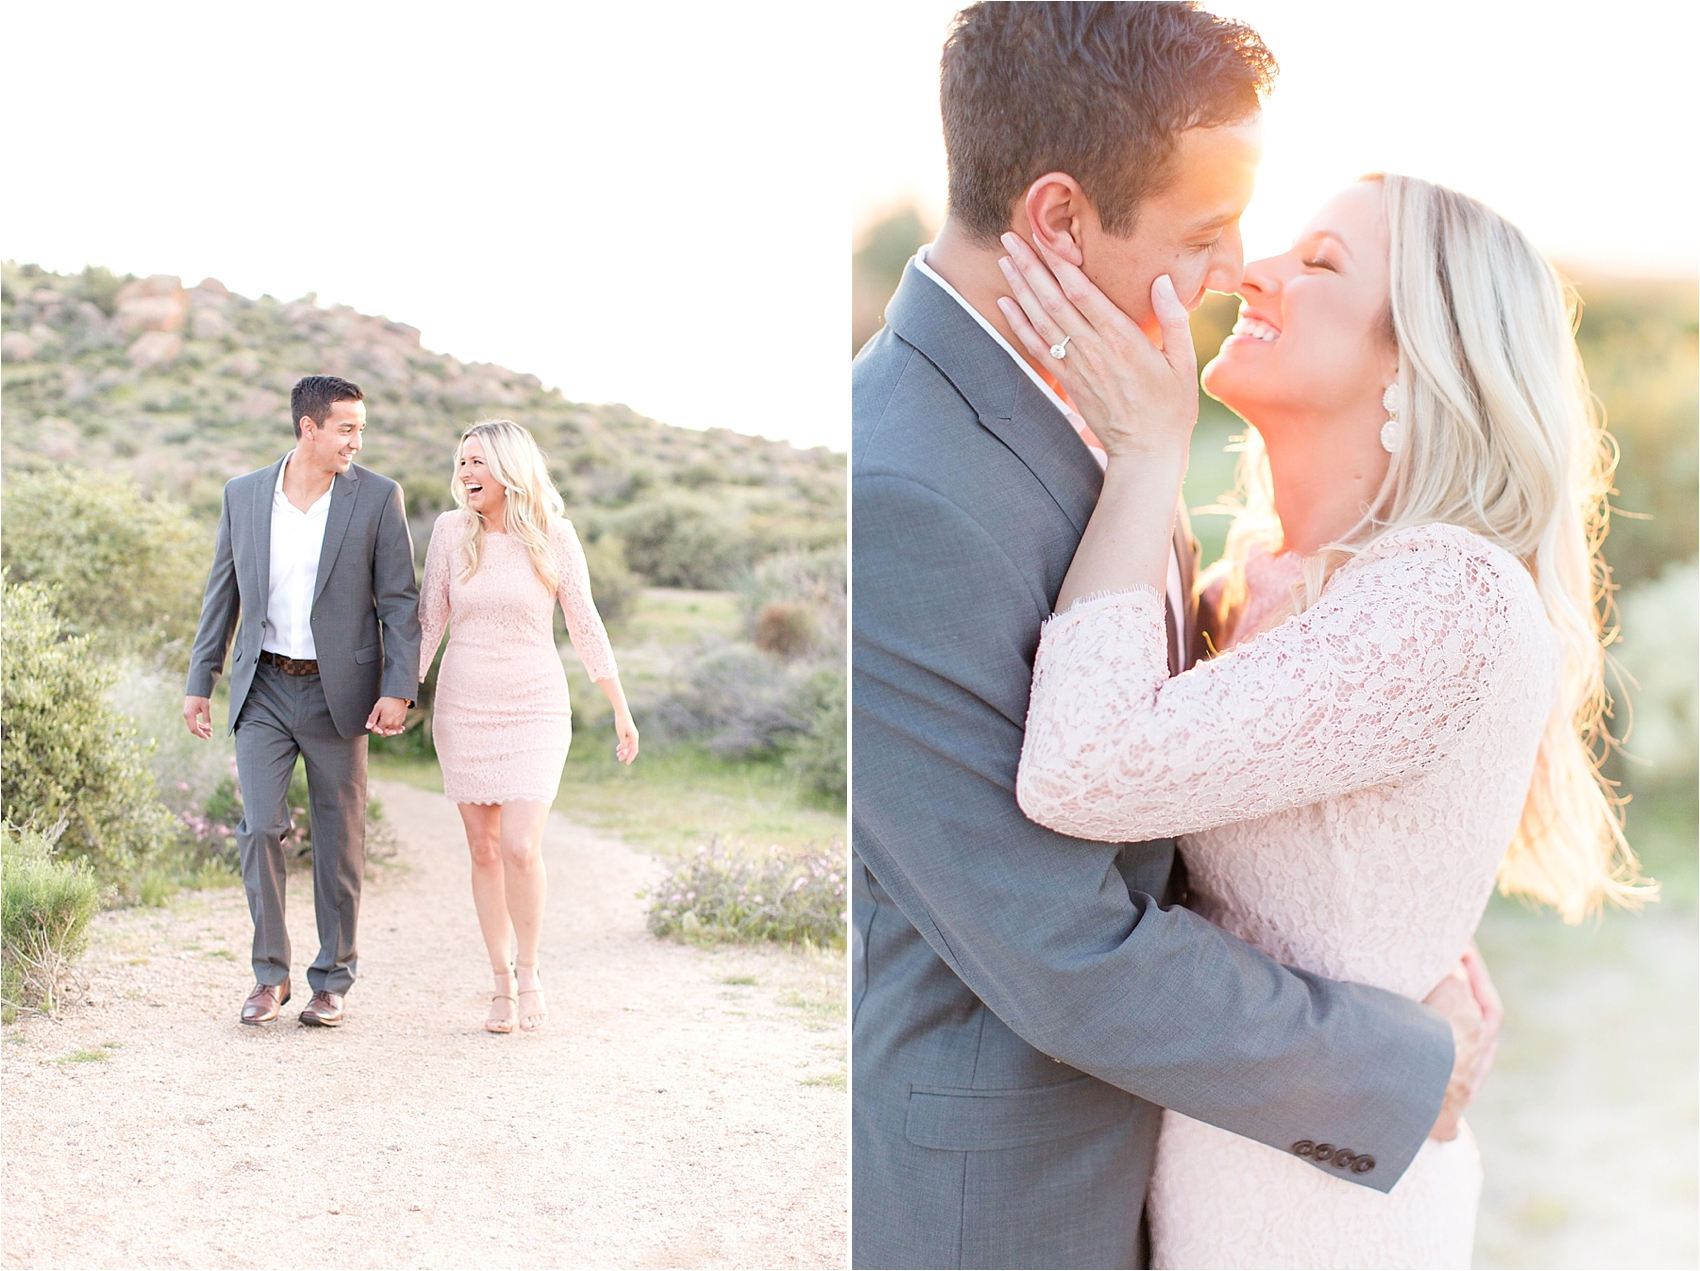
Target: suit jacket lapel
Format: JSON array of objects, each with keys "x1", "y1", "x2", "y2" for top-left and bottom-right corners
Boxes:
[
  {"x1": 312, "y1": 467, "x2": 361, "y2": 605},
  {"x1": 252, "y1": 455, "x2": 287, "y2": 609},
  {"x1": 885, "y1": 260, "x2": 1103, "y2": 536}
]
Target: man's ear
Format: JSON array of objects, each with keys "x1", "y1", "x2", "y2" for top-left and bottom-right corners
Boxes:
[
  {"x1": 298, "y1": 416, "x2": 316, "y2": 440},
  {"x1": 1021, "y1": 173, "x2": 1087, "y2": 267}
]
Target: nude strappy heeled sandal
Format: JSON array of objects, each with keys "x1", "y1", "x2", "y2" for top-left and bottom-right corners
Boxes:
[
  {"x1": 515, "y1": 962, "x2": 548, "y2": 1033},
  {"x1": 485, "y1": 966, "x2": 518, "y2": 1034}
]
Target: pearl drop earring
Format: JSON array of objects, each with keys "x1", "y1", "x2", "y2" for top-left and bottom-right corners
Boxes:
[{"x1": 1380, "y1": 383, "x2": 1403, "y2": 454}]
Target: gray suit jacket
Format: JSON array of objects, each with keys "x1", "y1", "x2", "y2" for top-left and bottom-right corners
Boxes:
[
  {"x1": 851, "y1": 262, "x2": 1454, "y2": 1269},
  {"x1": 187, "y1": 457, "x2": 422, "y2": 739}
]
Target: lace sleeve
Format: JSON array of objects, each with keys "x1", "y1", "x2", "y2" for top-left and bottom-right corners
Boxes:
[
  {"x1": 1016, "y1": 525, "x2": 1537, "y2": 842},
  {"x1": 417, "y1": 512, "x2": 455, "y2": 681},
  {"x1": 553, "y1": 519, "x2": 618, "y2": 681}
]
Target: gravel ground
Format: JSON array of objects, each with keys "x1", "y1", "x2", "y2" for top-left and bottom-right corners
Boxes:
[
  {"x1": 1, "y1": 780, "x2": 847, "y2": 1270},
  {"x1": 1470, "y1": 901, "x2": 1698, "y2": 1269}
]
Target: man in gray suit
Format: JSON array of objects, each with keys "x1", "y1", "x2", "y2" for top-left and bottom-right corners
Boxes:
[
  {"x1": 185, "y1": 375, "x2": 421, "y2": 1028},
  {"x1": 852, "y1": 6, "x2": 1494, "y2": 1266}
]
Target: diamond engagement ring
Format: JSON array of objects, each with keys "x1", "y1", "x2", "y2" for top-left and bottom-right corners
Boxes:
[{"x1": 1049, "y1": 336, "x2": 1072, "y2": 359}]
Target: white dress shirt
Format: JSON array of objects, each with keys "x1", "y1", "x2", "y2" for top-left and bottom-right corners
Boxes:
[
  {"x1": 913, "y1": 245, "x2": 1188, "y2": 650},
  {"x1": 262, "y1": 455, "x2": 333, "y2": 659}
]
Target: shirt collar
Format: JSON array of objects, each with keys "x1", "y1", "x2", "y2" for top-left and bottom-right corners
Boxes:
[
  {"x1": 913, "y1": 243, "x2": 1104, "y2": 467},
  {"x1": 275, "y1": 453, "x2": 333, "y2": 513}
]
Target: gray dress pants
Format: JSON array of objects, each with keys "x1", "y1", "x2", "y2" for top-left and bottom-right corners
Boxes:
[{"x1": 233, "y1": 661, "x2": 367, "y2": 993}]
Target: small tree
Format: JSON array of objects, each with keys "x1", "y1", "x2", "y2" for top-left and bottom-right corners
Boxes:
[
  {"x1": 0, "y1": 467, "x2": 209, "y2": 665},
  {"x1": 0, "y1": 581, "x2": 176, "y2": 883}
]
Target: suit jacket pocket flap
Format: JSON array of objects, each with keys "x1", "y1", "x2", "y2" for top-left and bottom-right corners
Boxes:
[
  {"x1": 354, "y1": 643, "x2": 382, "y2": 665},
  {"x1": 904, "y1": 1075, "x2": 1132, "y2": 1152}
]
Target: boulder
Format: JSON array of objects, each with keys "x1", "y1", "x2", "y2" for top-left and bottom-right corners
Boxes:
[
  {"x1": 116, "y1": 275, "x2": 188, "y2": 335},
  {"x1": 1, "y1": 331, "x2": 37, "y2": 362},
  {"x1": 191, "y1": 307, "x2": 229, "y2": 339},
  {"x1": 222, "y1": 350, "x2": 263, "y2": 380},
  {"x1": 236, "y1": 387, "x2": 284, "y2": 421},
  {"x1": 193, "y1": 277, "x2": 230, "y2": 300},
  {"x1": 114, "y1": 274, "x2": 183, "y2": 304},
  {"x1": 127, "y1": 330, "x2": 182, "y2": 369},
  {"x1": 36, "y1": 416, "x2": 80, "y2": 462}
]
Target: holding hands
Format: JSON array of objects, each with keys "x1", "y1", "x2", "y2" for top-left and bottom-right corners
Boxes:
[
  {"x1": 366, "y1": 695, "x2": 409, "y2": 737},
  {"x1": 994, "y1": 232, "x2": 1200, "y2": 462}
]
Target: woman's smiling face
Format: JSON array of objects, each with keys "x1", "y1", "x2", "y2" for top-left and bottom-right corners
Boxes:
[
  {"x1": 1201, "y1": 180, "x2": 1398, "y2": 429},
  {"x1": 458, "y1": 435, "x2": 507, "y2": 525}
]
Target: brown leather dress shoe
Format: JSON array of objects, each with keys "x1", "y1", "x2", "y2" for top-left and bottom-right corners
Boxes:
[
  {"x1": 299, "y1": 991, "x2": 345, "y2": 1027},
  {"x1": 241, "y1": 979, "x2": 290, "y2": 1025}
]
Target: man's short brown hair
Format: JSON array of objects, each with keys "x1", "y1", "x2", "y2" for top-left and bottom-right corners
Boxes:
[
  {"x1": 291, "y1": 375, "x2": 364, "y2": 439},
  {"x1": 941, "y1": 2, "x2": 1276, "y2": 243}
]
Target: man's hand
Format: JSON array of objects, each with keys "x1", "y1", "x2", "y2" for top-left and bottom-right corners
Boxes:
[
  {"x1": 184, "y1": 696, "x2": 213, "y2": 740},
  {"x1": 1423, "y1": 946, "x2": 1503, "y2": 1140},
  {"x1": 366, "y1": 696, "x2": 409, "y2": 737}
]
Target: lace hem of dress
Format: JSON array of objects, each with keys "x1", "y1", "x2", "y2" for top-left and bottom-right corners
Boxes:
[
  {"x1": 441, "y1": 793, "x2": 558, "y2": 806},
  {"x1": 1049, "y1": 583, "x2": 1163, "y2": 623}
]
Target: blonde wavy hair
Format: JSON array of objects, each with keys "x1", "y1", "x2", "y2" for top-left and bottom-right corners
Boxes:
[
  {"x1": 450, "y1": 419, "x2": 565, "y2": 594},
  {"x1": 1203, "y1": 174, "x2": 1653, "y2": 923}
]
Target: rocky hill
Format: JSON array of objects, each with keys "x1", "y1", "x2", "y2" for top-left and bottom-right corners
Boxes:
[{"x1": 1, "y1": 262, "x2": 844, "y2": 586}]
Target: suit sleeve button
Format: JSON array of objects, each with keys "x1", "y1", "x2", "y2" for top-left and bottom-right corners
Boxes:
[
  {"x1": 1291, "y1": 1140, "x2": 1315, "y2": 1157},
  {"x1": 1334, "y1": 1151, "x2": 1357, "y2": 1169},
  {"x1": 1351, "y1": 1155, "x2": 1376, "y2": 1174},
  {"x1": 1312, "y1": 1143, "x2": 1335, "y2": 1163}
]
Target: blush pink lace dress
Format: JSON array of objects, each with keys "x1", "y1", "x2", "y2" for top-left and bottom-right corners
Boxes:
[
  {"x1": 419, "y1": 511, "x2": 618, "y2": 805},
  {"x1": 1017, "y1": 523, "x2": 1561, "y2": 1270}
]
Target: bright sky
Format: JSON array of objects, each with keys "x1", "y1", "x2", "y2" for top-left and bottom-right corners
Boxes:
[
  {"x1": 6, "y1": 3, "x2": 847, "y2": 451},
  {"x1": 850, "y1": 1, "x2": 1698, "y2": 278}
]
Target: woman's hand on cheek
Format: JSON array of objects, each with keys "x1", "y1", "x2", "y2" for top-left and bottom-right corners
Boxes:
[{"x1": 995, "y1": 233, "x2": 1199, "y2": 462}]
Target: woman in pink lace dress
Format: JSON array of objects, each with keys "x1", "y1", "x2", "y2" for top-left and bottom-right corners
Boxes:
[
  {"x1": 998, "y1": 177, "x2": 1651, "y2": 1267},
  {"x1": 419, "y1": 420, "x2": 638, "y2": 1034}
]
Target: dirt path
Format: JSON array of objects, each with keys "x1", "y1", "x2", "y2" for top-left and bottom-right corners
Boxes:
[{"x1": 1, "y1": 780, "x2": 847, "y2": 1269}]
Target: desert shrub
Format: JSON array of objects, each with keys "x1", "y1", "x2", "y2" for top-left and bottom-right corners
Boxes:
[
  {"x1": 74, "y1": 265, "x2": 131, "y2": 316},
  {"x1": 754, "y1": 601, "x2": 817, "y2": 658},
  {"x1": 787, "y1": 666, "x2": 847, "y2": 806},
  {"x1": 1613, "y1": 559, "x2": 1698, "y2": 794},
  {"x1": 1, "y1": 823, "x2": 104, "y2": 1019},
  {"x1": 648, "y1": 639, "x2": 812, "y2": 759},
  {"x1": 579, "y1": 534, "x2": 640, "y2": 629},
  {"x1": 737, "y1": 546, "x2": 845, "y2": 653},
  {"x1": 0, "y1": 467, "x2": 209, "y2": 664},
  {"x1": 1, "y1": 581, "x2": 176, "y2": 884},
  {"x1": 647, "y1": 838, "x2": 845, "y2": 948},
  {"x1": 104, "y1": 667, "x2": 244, "y2": 891},
  {"x1": 618, "y1": 498, "x2": 749, "y2": 589}
]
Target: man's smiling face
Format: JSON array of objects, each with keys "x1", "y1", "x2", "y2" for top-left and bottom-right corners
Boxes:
[
  {"x1": 1080, "y1": 118, "x2": 1264, "y2": 336},
  {"x1": 301, "y1": 398, "x2": 366, "y2": 474}
]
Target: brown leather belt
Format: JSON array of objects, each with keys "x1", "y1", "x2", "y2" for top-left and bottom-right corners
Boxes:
[{"x1": 259, "y1": 650, "x2": 320, "y2": 676}]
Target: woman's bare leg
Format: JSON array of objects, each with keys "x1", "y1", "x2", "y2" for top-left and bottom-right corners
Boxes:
[
  {"x1": 458, "y1": 802, "x2": 518, "y2": 1030},
  {"x1": 498, "y1": 799, "x2": 553, "y2": 1030}
]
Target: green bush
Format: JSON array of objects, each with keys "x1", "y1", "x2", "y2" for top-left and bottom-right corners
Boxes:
[
  {"x1": 0, "y1": 467, "x2": 209, "y2": 665},
  {"x1": 579, "y1": 534, "x2": 640, "y2": 630},
  {"x1": 0, "y1": 581, "x2": 177, "y2": 884},
  {"x1": 1, "y1": 823, "x2": 104, "y2": 1019},
  {"x1": 787, "y1": 666, "x2": 847, "y2": 807},
  {"x1": 618, "y1": 498, "x2": 750, "y2": 589},
  {"x1": 647, "y1": 838, "x2": 845, "y2": 948}
]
